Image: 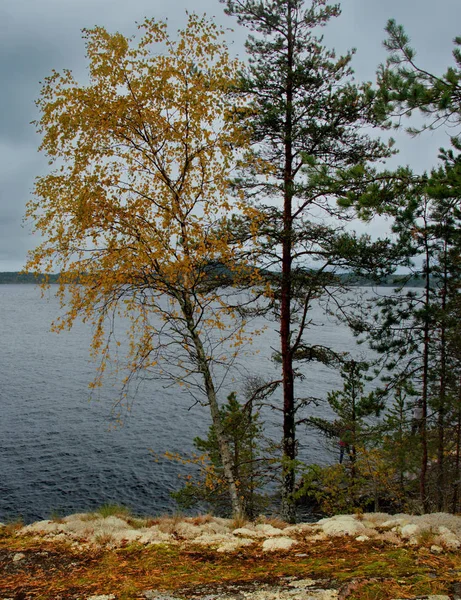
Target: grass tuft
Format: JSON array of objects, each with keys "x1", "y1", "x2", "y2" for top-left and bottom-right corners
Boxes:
[
  {"x1": 230, "y1": 514, "x2": 248, "y2": 530},
  {"x1": 96, "y1": 503, "x2": 132, "y2": 519},
  {"x1": 2, "y1": 517, "x2": 24, "y2": 536},
  {"x1": 255, "y1": 515, "x2": 289, "y2": 529},
  {"x1": 154, "y1": 513, "x2": 185, "y2": 535},
  {"x1": 94, "y1": 532, "x2": 116, "y2": 547}
]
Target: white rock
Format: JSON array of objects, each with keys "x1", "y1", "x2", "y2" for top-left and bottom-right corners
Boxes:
[
  {"x1": 430, "y1": 545, "x2": 443, "y2": 554},
  {"x1": 64, "y1": 512, "x2": 94, "y2": 523},
  {"x1": 217, "y1": 537, "x2": 255, "y2": 553},
  {"x1": 295, "y1": 523, "x2": 319, "y2": 533},
  {"x1": 198, "y1": 520, "x2": 230, "y2": 536},
  {"x1": 174, "y1": 522, "x2": 202, "y2": 539},
  {"x1": 356, "y1": 535, "x2": 370, "y2": 542},
  {"x1": 262, "y1": 536, "x2": 297, "y2": 551},
  {"x1": 255, "y1": 523, "x2": 285, "y2": 536},
  {"x1": 400, "y1": 524, "x2": 419, "y2": 539},
  {"x1": 288, "y1": 578, "x2": 317, "y2": 587},
  {"x1": 438, "y1": 525, "x2": 453, "y2": 535},
  {"x1": 318, "y1": 516, "x2": 366, "y2": 537},
  {"x1": 232, "y1": 527, "x2": 265, "y2": 538},
  {"x1": 12, "y1": 553, "x2": 25, "y2": 562},
  {"x1": 193, "y1": 533, "x2": 232, "y2": 546},
  {"x1": 137, "y1": 529, "x2": 175, "y2": 545},
  {"x1": 21, "y1": 520, "x2": 62, "y2": 535},
  {"x1": 91, "y1": 516, "x2": 130, "y2": 533},
  {"x1": 86, "y1": 596, "x2": 115, "y2": 600},
  {"x1": 436, "y1": 525, "x2": 460, "y2": 549},
  {"x1": 283, "y1": 525, "x2": 302, "y2": 536}
]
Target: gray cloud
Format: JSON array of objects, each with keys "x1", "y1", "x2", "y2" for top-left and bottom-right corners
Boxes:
[{"x1": 0, "y1": 0, "x2": 460, "y2": 270}]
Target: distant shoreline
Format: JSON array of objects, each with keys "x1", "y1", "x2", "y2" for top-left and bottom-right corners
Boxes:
[
  {"x1": 0, "y1": 271, "x2": 425, "y2": 287},
  {"x1": 0, "y1": 272, "x2": 60, "y2": 284}
]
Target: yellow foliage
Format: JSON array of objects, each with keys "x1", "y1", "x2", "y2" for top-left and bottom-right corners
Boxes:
[{"x1": 26, "y1": 14, "x2": 263, "y2": 395}]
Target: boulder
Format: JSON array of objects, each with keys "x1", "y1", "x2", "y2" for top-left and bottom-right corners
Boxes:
[
  {"x1": 317, "y1": 516, "x2": 367, "y2": 537},
  {"x1": 262, "y1": 537, "x2": 297, "y2": 551}
]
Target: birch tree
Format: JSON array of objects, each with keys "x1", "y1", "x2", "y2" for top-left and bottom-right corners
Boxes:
[{"x1": 25, "y1": 14, "x2": 261, "y2": 517}]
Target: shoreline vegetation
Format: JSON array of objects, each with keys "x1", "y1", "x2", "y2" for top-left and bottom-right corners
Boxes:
[
  {"x1": 1, "y1": 507, "x2": 461, "y2": 599},
  {"x1": 0, "y1": 271, "x2": 426, "y2": 287}
]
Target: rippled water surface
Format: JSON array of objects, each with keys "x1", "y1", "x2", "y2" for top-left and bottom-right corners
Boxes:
[{"x1": 0, "y1": 284, "x2": 371, "y2": 523}]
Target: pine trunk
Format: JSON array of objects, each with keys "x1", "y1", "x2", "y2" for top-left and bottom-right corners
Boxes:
[
  {"x1": 280, "y1": 1, "x2": 296, "y2": 524},
  {"x1": 420, "y1": 239, "x2": 430, "y2": 512},
  {"x1": 452, "y1": 390, "x2": 461, "y2": 513},
  {"x1": 437, "y1": 240, "x2": 448, "y2": 511}
]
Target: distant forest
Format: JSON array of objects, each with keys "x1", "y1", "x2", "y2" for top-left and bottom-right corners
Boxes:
[
  {"x1": 0, "y1": 272, "x2": 60, "y2": 284},
  {"x1": 0, "y1": 271, "x2": 425, "y2": 287}
]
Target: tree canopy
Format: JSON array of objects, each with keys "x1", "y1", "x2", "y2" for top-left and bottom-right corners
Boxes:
[{"x1": 25, "y1": 14, "x2": 264, "y2": 517}]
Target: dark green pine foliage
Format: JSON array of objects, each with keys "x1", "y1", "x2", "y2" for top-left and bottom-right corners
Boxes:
[
  {"x1": 221, "y1": 0, "x2": 393, "y2": 521},
  {"x1": 367, "y1": 25, "x2": 461, "y2": 510},
  {"x1": 379, "y1": 386, "x2": 415, "y2": 509},
  {"x1": 377, "y1": 20, "x2": 461, "y2": 142},
  {"x1": 308, "y1": 360, "x2": 384, "y2": 476},
  {"x1": 353, "y1": 168, "x2": 461, "y2": 511},
  {"x1": 426, "y1": 155, "x2": 461, "y2": 511},
  {"x1": 172, "y1": 393, "x2": 270, "y2": 519}
]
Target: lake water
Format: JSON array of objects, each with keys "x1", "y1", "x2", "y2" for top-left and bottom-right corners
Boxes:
[{"x1": 0, "y1": 284, "x2": 376, "y2": 523}]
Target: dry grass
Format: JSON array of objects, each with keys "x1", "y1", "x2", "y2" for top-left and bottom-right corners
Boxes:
[
  {"x1": 230, "y1": 514, "x2": 248, "y2": 530},
  {"x1": 1, "y1": 517, "x2": 24, "y2": 536},
  {"x1": 185, "y1": 514, "x2": 214, "y2": 526},
  {"x1": 80, "y1": 513, "x2": 100, "y2": 522},
  {"x1": 417, "y1": 527, "x2": 436, "y2": 547},
  {"x1": 94, "y1": 532, "x2": 116, "y2": 547},
  {"x1": 124, "y1": 516, "x2": 149, "y2": 530},
  {"x1": 255, "y1": 515, "x2": 289, "y2": 529},
  {"x1": 0, "y1": 532, "x2": 458, "y2": 600},
  {"x1": 149, "y1": 513, "x2": 185, "y2": 535}
]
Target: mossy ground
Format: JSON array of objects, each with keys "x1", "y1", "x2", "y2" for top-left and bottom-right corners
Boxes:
[{"x1": 1, "y1": 527, "x2": 460, "y2": 599}]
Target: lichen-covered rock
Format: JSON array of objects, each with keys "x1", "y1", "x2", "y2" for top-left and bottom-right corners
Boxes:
[
  {"x1": 262, "y1": 537, "x2": 297, "y2": 551},
  {"x1": 232, "y1": 526, "x2": 265, "y2": 538},
  {"x1": 20, "y1": 520, "x2": 62, "y2": 535},
  {"x1": 14, "y1": 510, "x2": 461, "y2": 553},
  {"x1": 193, "y1": 533, "x2": 232, "y2": 547},
  {"x1": 255, "y1": 523, "x2": 285, "y2": 537},
  {"x1": 317, "y1": 516, "x2": 367, "y2": 537},
  {"x1": 217, "y1": 537, "x2": 255, "y2": 553},
  {"x1": 12, "y1": 552, "x2": 25, "y2": 562},
  {"x1": 438, "y1": 526, "x2": 461, "y2": 549},
  {"x1": 400, "y1": 524, "x2": 420, "y2": 539}
]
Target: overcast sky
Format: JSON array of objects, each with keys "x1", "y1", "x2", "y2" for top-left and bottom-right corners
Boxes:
[{"x1": 1, "y1": 0, "x2": 460, "y2": 272}]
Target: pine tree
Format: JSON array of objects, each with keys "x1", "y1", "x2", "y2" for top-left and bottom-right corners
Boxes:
[
  {"x1": 308, "y1": 359, "x2": 383, "y2": 476},
  {"x1": 172, "y1": 393, "x2": 270, "y2": 519},
  {"x1": 221, "y1": 0, "x2": 392, "y2": 521}
]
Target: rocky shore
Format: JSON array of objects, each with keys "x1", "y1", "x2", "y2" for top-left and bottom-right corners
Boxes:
[
  {"x1": 2, "y1": 511, "x2": 461, "y2": 599},
  {"x1": 13, "y1": 510, "x2": 461, "y2": 553}
]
